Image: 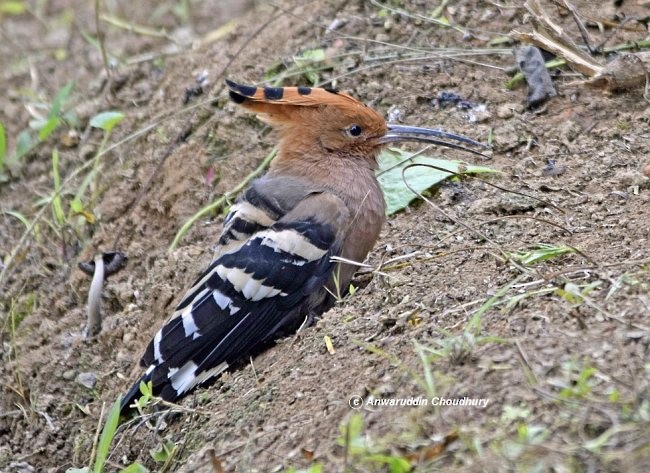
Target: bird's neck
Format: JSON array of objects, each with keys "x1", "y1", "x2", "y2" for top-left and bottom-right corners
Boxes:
[{"x1": 269, "y1": 150, "x2": 380, "y2": 202}]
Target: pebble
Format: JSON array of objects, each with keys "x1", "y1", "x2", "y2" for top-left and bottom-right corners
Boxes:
[
  {"x1": 76, "y1": 372, "x2": 98, "y2": 389},
  {"x1": 469, "y1": 109, "x2": 491, "y2": 123},
  {"x1": 62, "y1": 370, "x2": 75, "y2": 381}
]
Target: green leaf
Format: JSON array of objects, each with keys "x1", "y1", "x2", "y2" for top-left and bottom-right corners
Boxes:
[
  {"x1": 0, "y1": 1, "x2": 26, "y2": 14},
  {"x1": 93, "y1": 397, "x2": 122, "y2": 473},
  {"x1": 119, "y1": 463, "x2": 149, "y2": 473},
  {"x1": 366, "y1": 454, "x2": 411, "y2": 473},
  {"x1": 70, "y1": 197, "x2": 84, "y2": 213},
  {"x1": 137, "y1": 380, "x2": 153, "y2": 408},
  {"x1": 39, "y1": 116, "x2": 60, "y2": 141},
  {"x1": 377, "y1": 147, "x2": 497, "y2": 215},
  {"x1": 90, "y1": 111, "x2": 125, "y2": 133},
  {"x1": 337, "y1": 413, "x2": 365, "y2": 454},
  {"x1": 150, "y1": 440, "x2": 176, "y2": 463}
]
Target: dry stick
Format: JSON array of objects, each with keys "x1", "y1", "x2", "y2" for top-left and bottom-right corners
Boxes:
[
  {"x1": 88, "y1": 401, "x2": 106, "y2": 471},
  {"x1": 551, "y1": 0, "x2": 596, "y2": 54},
  {"x1": 378, "y1": 246, "x2": 496, "y2": 272},
  {"x1": 515, "y1": 340, "x2": 539, "y2": 385}
]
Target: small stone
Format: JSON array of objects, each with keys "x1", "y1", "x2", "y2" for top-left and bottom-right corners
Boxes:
[
  {"x1": 469, "y1": 109, "x2": 492, "y2": 123},
  {"x1": 76, "y1": 372, "x2": 98, "y2": 389},
  {"x1": 62, "y1": 370, "x2": 75, "y2": 381},
  {"x1": 542, "y1": 159, "x2": 566, "y2": 176}
]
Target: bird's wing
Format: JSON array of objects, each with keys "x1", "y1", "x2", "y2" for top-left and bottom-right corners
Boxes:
[
  {"x1": 122, "y1": 191, "x2": 350, "y2": 409},
  {"x1": 172, "y1": 175, "x2": 321, "y2": 319}
]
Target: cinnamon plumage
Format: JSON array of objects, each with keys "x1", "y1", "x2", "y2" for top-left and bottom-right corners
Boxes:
[{"x1": 120, "y1": 80, "x2": 484, "y2": 411}]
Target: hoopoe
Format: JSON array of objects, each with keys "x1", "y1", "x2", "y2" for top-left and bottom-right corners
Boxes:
[{"x1": 120, "y1": 80, "x2": 484, "y2": 411}]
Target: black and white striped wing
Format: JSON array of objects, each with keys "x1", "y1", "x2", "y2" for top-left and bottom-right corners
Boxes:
[{"x1": 121, "y1": 193, "x2": 349, "y2": 409}]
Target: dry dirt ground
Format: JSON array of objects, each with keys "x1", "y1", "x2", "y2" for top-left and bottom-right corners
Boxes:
[{"x1": 1, "y1": 0, "x2": 649, "y2": 472}]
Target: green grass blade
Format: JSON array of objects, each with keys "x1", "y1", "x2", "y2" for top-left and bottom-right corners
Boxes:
[
  {"x1": 93, "y1": 396, "x2": 122, "y2": 473},
  {"x1": 50, "y1": 81, "x2": 74, "y2": 117},
  {"x1": 51, "y1": 149, "x2": 66, "y2": 226},
  {"x1": 2, "y1": 210, "x2": 32, "y2": 230}
]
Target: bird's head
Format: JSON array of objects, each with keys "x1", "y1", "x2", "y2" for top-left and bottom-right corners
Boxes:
[{"x1": 226, "y1": 80, "x2": 486, "y2": 168}]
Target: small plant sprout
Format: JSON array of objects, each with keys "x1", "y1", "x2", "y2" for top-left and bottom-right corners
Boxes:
[
  {"x1": 14, "y1": 81, "x2": 76, "y2": 166},
  {"x1": 137, "y1": 379, "x2": 154, "y2": 409},
  {"x1": 150, "y1": 439, "x2": 177, "y2": 465},
  {"x1": 81, "y1": 111, "x2": 125, "y2": 207}
]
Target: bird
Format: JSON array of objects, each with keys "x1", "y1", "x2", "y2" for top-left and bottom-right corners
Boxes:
[{"x1": 120, "y1": 79, "x2": 485, "y2": 412}]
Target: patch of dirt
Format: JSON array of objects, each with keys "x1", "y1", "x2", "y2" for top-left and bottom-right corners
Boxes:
[{"x1": 1, "y1": 1, "x2": 649, "y2": 472}]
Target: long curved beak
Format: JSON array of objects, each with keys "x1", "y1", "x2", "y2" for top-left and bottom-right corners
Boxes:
[{"x1": 379, "y1": 124, "x2": 488, "y2": 157}]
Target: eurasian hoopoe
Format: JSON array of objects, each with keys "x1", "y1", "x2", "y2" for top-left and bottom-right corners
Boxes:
[{"x1": 120, "y1": 80, "x2": 484, "y2": 411}]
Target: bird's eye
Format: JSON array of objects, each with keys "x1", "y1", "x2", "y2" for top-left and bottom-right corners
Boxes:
[{"x1": 347, "y1": 124, "x2": 363, "y2": 137}]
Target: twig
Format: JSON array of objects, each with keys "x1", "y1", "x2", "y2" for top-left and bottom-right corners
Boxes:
[
  {"x1": 88, "y1": 401, "x2": 106, "y2": 471},
  {"x1": 515, "y1": 339, "x2": 539, "y2": 385},
  {"x1": 550, "y1": 0, "x2": 595, "y2": 54}
]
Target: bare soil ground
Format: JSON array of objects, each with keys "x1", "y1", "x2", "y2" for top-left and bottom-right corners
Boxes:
[{"x1": 1, "y1": 1, "x2": 649, "y2": 472}]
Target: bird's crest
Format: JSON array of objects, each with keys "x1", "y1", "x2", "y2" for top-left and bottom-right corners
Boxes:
[
  {"x1": 226, "y1": 79, "x2": 363, "y2": 108},
  {"x1": 225, "y1": 79, "x2": 377, "y2": 127}
]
